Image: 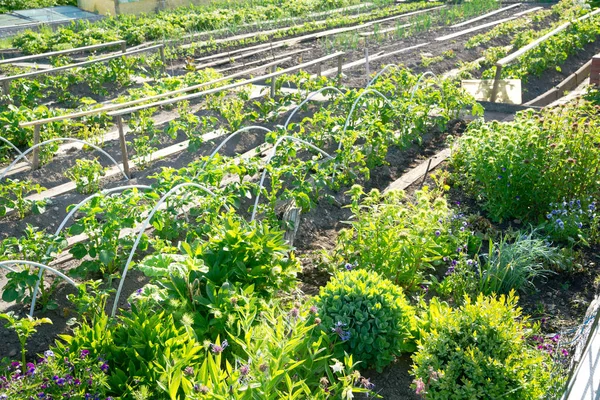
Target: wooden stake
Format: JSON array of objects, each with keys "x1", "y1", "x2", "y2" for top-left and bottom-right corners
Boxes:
[
  {"x1": 365, "y1": 46, "x2": 370, "y2": 83},
  {"x1": 490, "y1": 64, "x2": 503, "y2": 103},
  {"x1": 317, "y1": 62, "x2": 322, "y2": 77},
  {"x1": 116, "y1": 116, "x2": 131, "y2": 178},
  {"x1": 121, "y1": 41, "x2": 127, "y2": 54},
  {"x1": 420, "y1": 158, "x2": 433, "y2": 189},
  {"x1": 270, "y1": 65, "x2": 277, "y2": 98},
  {"x1": 337, "y1": 54, "x2": 343, "y2": 86},
  {"x1": 159, "y1": 45, "x2": 167, "y2": 75},
  {"x1": 32, "y1": 125, "x2": 41, "y2": 170},
  {"x1": 1, "y1": 81, "x2": 9, "y2": 98}
]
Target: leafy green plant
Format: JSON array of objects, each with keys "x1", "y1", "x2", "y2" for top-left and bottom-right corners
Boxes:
[
  {"x1": 315, "y1": 269, "x2": 416, "y2": 371},
  {"x1": 65, "y1": 158, "x2": 107, "y2": 194},
  {"x1": 411, "y1": 292, "x2": 558, "y2": 399},
  {"x1": 477, "y1": 231, "x2": 562, "y2": 295},
  {"x1": 327, "y1": 185, "x2": 474, "y2": 290},
  {"x1": 0, "y1": 225, "x2": 66, "y2": 309},
  {"x1": 68, "y1": 190, "x2": 149, "y2": 277},
  {"x1": 451, "y1": 102, "x2": 600, "y2": 222},
  {"x1": 543, "y1": 198, "x2": 599, "y2": 245},
  {"x1": 183, "y1": 214, "x2": 301, "y2": 297},
  {"x1": 0, "y1": 178, "x2": 46, "y2": 218},
  {"x1": 0, "y1": 312, "x2": 51, "y2": 371}
]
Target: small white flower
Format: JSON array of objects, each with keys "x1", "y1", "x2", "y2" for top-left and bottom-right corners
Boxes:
[
  {"x1": 330, "y1": 360, "x2": 344, "y2": 374},
  {"x1": 342, "y1": 386, "x2": 354, "y2": 399}
]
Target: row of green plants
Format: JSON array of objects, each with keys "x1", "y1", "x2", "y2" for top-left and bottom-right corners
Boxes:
[
  {"x1": 0, "y1": 0, "x2": 74, "y2": 14},
  {"x1": 0, "y1": 66, "x2": 225, "y2": 168},
  {"x1": 0, "y1": 52, "x2": 166, "y2": 108},
  {"x1": 0, "y1": 60, "x2": 475, "y2": 222},
  {"x1": 456, "y1": 0, "x2": 599, "y2": 82},
  {"x1": 320, "y1": 0, "x2": 499, "y2": 53},
  {"x1": 9, "y1": 0, "x2": 410, "y2": 54}
]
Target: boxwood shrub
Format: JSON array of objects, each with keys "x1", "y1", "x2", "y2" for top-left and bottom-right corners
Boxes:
[
  {"x1": 315, "y1": 269, "x2": 416, "y2": 371},
  {"x1": 411, "y1": 292, "x2": 557, "y2": 399}
]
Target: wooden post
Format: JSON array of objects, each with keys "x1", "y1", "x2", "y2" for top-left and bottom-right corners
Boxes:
[
  {"x1": 115, "y1": 116, "x2": 131, "y2": 178},
  {"x1": 159, "y1": 45, "x2": 167, "y2": 75},
  {"x1": 121, "y1": 41, "x2": 127, "y2": 54},
  {"x1": 32, "y1": 125, "x2": 41, "y2": 170},
  {"x1": 337, "y1": 55, "x2": 343, "y2": 86},
  {"x1": 365, "y1": 46, "x2": 370, "y2": 83},
  {"x1": 1, "y1": 81, "x2": 9, "y2": 99},
  {"x1": 270, "y1": 65, "x2": 277, "y2": 98},
  {"x1": 317, "y1": 62, "x2": 322, "y2": 77},
  {"x1": 490, "y1": 64, "x2": 503, "y2": 103}
]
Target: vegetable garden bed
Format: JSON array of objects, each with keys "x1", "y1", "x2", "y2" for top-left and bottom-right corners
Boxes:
[{"x1": 0, "y1": 0, "x2": 599, "y2": 398}]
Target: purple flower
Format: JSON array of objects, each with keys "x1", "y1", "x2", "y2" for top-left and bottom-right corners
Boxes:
[
  {"x1": 211, "y1": 340, "x2": 228, "y2": 354},
  {"x1": 435, "y1": 230, "x2": 441, "y2": 237},
  {"x1": 100, "y1": 363, "x2": 109, "y2": 372},
  {"x1": 331, "y1": 321, "x2": 351, "y2": 341},
  {"x1": 37, "y1": 394, "x2": 46, "y2": 398},
  {"x1": 289, "y1": 308, "x2": 300, "y2": 319},
  {"x1": 44, "y1": 350, "x2": 54, "y2": 358},
  {"x1": 309, "y1": 305, "x2": 318, "y2": 314},
  {"x1": 344, "y1": 263, "x2": 354, "y2": 271},
  {"x1": 561, "y1": 349, "x2": 569, "y2": 357},
  {"x1": 80, "y1": 349, "x2": 90, "y2": 359},
  {"x1": 360, "y1": 377, "x2": 375, "y2": 390},
  {"x1": 55, "y1": 377, "x2": 66, "y2": 386},
  {"x1": 239, "y1": 364, "x2": 250, "y2": 376}
]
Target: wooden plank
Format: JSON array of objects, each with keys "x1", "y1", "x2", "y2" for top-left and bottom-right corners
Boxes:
[
  {"x1": 317, "y1": 42, "x2": 428, "y2": 77},
  {"x1": 0, "y1": 40, "x2": 126, "y2": 66},
  {"x1": 20, "y1": 57, "x2": 291, "y2": 128},
  {"x1": 436, "y1": 16, "x2": 517, "y2": 42},
  {"x1": 450, "y1": 3, "x2": 522, "y2": 28},
  {"x1": 195, "y1": 42, "x2": 291, "y2": 69},
  {"x1": 384, "y1": 148, "x2": 451, "y2": 193},
  {"x1": 497, "y1": 8, "x2": 600, "y2": 67},
  {"x1": 513, "y1": 6, "x2": 543, "y2": 17},
  {"x1": 217, "y1": 49, "x2": 309, "y2": 73},
  {"x1": 0, "y1": 44, "x2": 162, "y2": 84},
  {"x1": 108, "y1": 52, "x2": 344, "y2": 116},
  {"x1": 359, "y1": 23, "x2": 411, "y2": 37},
  {"x1": 181, "y1": 5, "x2": 446, "y2": 51}
]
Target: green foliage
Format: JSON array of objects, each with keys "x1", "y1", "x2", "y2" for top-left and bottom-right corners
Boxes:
[
  {"x1": 0, "y1": 225, "x2": 66, "y2": 309},
  {"x1": 0, "y1": 0, "x2": 75, "y2": 14},
  {"x1": 184, "y1": 214, "x2": 301, "y2": 297},
  {"x1": 411, "y1": 292, "x2": 558, "y2": 399},
  {"x1": 543, "y1": 198, "x2": 599, "y2": 245},
  {"x1": 0, "y1": 312, "x2": 51, "y2": 371},
  {"x1": 316, "y1": 269, "x2": 416, "y2": 371},
  {"x1": 0, "y1": 178, "x2": 46, "y2": 218},
  {"x1": 327, "y1": 185, "x2": 474, "y2": 290},
  {"x1": 477, "y1": 231, "x2": 562, "y2": 295},
  {"x1": 451, "y1": 102, "x2": 600, "y2": 222},
  {"x1": 67, "y1": 189, "x2": 150, "y2": 277},
  {"x1": 65, "y1": 158, "x2": 107, "y2": 194}
]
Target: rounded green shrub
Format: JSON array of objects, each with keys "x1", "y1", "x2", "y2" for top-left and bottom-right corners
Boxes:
[
  {"x1": 315, "y1": 269, "x2": 416, "y2": 371},
  {"x1": 411, "y1": 292, "x2": 556, "y2": 399}
]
